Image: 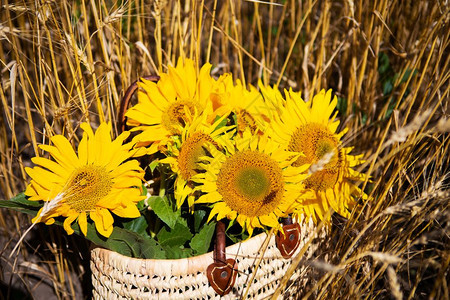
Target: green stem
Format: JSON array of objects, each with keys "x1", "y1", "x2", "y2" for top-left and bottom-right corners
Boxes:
[
  {"x1": 159, "y1": 167, "x2": 166, "y2": 197},
  {"x1": 151, "y1": 167, "x2": 167, "y2": 237}
]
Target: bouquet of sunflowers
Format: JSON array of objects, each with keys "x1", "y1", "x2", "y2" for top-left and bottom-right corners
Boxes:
[{"x1": 2, "y1": 58, "x2": 368, "y2": 260}]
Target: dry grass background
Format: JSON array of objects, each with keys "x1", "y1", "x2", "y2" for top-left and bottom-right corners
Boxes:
[{"x1": 0, "y1": 0, "x2": 449, "y2": 299}]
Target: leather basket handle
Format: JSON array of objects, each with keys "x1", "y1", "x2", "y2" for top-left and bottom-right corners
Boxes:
[
  {"x1": 118, "y1": 75, "x2": 160, "y2": 133},
  {"x1": 206, "y1": 221, "x2": 238, "y2": 296}
]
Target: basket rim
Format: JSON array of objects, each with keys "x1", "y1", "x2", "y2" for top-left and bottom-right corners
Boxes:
[{"x1": 91, "y1": 232, "x2": 277, "y2": 276}]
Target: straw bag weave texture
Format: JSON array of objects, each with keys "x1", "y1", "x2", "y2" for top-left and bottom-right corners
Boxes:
[{"x1": 90, "y1": 218, "x2": 325, "y2": 299}]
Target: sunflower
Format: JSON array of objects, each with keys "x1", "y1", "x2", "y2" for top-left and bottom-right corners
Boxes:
[
  {"x1": 192, "y1": 129, "x2": 307, "y2": 236},
  {"x1": 270, "y1": 89, "x2": 368, "y2": 223},
  {"x1": 258, "y1": 80, "x2": 286, "y2": 118},
  {"x1": 125, "y1": 58, "x2": 219, "y2": 154},
  {"x1": 25, "y1": 122, "x2": 145, "y2": 237},
  {"x1": 160, "y1": 113, "x2": 235, "y2": 209},
  {"x1": 212, "y1": 75, "x2": 269, "y2": 133}
]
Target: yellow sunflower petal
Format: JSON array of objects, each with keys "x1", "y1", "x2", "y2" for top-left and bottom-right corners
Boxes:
[
  {"x1": 80, "y1": 122, "x2": 94, "y2": 139},
  {"x1": 63, "y1": 213, "x2": 78, "y2": 235},
  {"x1": 215, "y1": 202, "x2": 230, "y2": 221},
  {"x1": 109, "y1": 160, "x2": 143, "y2": 178},
  {"x1": 124, "y1": 58, "x2": 222, "y2": 153},
  {"x1": 259, "y1": 214, "x2": 278, "y2": 228},
  {"x1": 208, "y1": 205, "x2": 221, "y2": 222},
  {"x1": 44, "y1": 218, "x2": 55, "y2": 225},
  {"x1": 78, "y1": 133, "x2": 88, "y2": 165},
  {"x1": 125, "y1": 106, "x2": 162, "y2": 125},
  {"x1": 93, "y1": 123, "x2": 113, "y2": 164},
  {"x1": 113, "y1": 176, "x2": 142, "y2": 189},
  {"x1": 139, "y1": 82, "x2": 168, "y2": 112},
  {"x1": 26, "y1": 166, "x2": 65, "y2": 186},
  {"x1": 96, "y1": 208, "x2": 114, "y2": 237},
  {"x1": 112, "y1": 201, "x2": 141, "y2": 218},
  {"x1": 25, "y1": 122, "x2": 145, "y2": 237},
  {"x1": 39, "y1": 145, "x2": 75, "y2": 171},
  {"x1": 195, "y1": 130, "x2": 303, "y2": 236},
  {"x1": 31, "y1": 157, "x2": 69, "y2": 179},
  {"x1": 270, "y1": 87, "x2": 369, "y2": 224},
  {"x1": 31, "y1": 207, "x2": 44, "y2": 223},
  {"x1": 25, "y1": 176, "x2": 50, "y2": 200},
  {"x1": 50, "y1": 135, "x2": 80, "y2": 168},
  {"x1": 78, "y1": 211, "x2": 88, "y2": 236}
]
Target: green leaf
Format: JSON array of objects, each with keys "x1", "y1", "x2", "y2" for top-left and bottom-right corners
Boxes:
[
  {"x1": 157, "y1": 221, "x2": 193, "y2": 248},
  {"x1": 136, "y1": 199, "x2": 146, "y2": 211},
  {"x1": 122, "y1": 215, "x2": 150, "y2": 237},
  {"x1": 10, "y1": 192, "x2": 42, "y2": 207},
  {"x1": 384, "y1": 97, "x2": 397, "y2": 119},
  {"x1": 361, "y1": 111, "x2": 368, "y2": 125},
  {"x1": 378, "y1": 52, "x2": 390, "y2": 75},
  {"x1": 401, "y1": 69, "x2": 418, "y2": 83},
  {"x1": 111, "y1": 230, "x2": 165, "y2": 259},
  {"x1": 226, "y1": 221, "x2": 249, "y2": 244},
  {"x1": 148, "y1": 196, "x2": 178, "y2": 229},
  {"x1": 337, "y1": 97, "x2": 348, "y2": 115},
  {"x1": 141, "y1": 185, "x2": 148, "y2": 196},
  {"x1": 1, "y1": 193, "x2": 165, "y2": 259},
  {"x1": 149, "y1": 160, "x2": 160, "y2": 172},
  {"x1": 163, "y1": 245, "x2": 193, "y2": 259},
  {"x1": 213, "y1": 115, "x2": 229, "y2": 131},
  {"x1": 0, "y1": 200, "x2": 40, "y2": 216},
  {"x1": 136, "y1": 185, "x2": 148, "y2": 211},
  {"x1": 193, "y1": 209, "x2": 207, "y2": 233},
  {"x1": 383, "y1": 80, "x2": 393, "y2": 95},
  {"x1": 271, "y1": 26, "x2": 278, "y2": 36},
  {"x1": 232, "y1": 113, "x2": 238, "y2": 126},
  {"x1": 0, "y1": 193, "x2": 42, "y2": 216},
  {"x1": 190, "y1": 221, "x2": 215, "y2": 255},
  {"x1": 75, "y1": 222, "x2": 165, "y2": 259}
]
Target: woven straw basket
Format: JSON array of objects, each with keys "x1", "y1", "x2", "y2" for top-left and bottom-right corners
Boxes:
[{"x1": 90, "y1": 218, "x2": 325, "y2": 299}]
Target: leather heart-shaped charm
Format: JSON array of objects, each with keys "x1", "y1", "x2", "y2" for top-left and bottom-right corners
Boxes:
[
  {"x1": 276, "y1": 223, "x2": 301, "y2": 259},
  {"x1": 206, "y1": 258, "x2": 238, "y2": 295}
]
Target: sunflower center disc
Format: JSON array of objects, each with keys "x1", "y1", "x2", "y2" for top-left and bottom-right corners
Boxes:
[
  {"x1": 236, "y1": 167, "x2": 269, "y2": 199},
  {"x1": 217, "y1": 151, "x2": 284, "y2": 217},
  {"x1": 162, "y1": 100, "x2": 196, "y2": 133},
  {"x1": 64, "y1": 165, "x2": 112, "y2": 212},
  {"x1": 178, "y1": 132, "x2": 214, "y2": 180},
  {"x1": 289, "y1": 123, "x2": 342, "y2": 191},
  {"x1": 236, "y1": 109, "x2": 257, "y2": 132}
]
